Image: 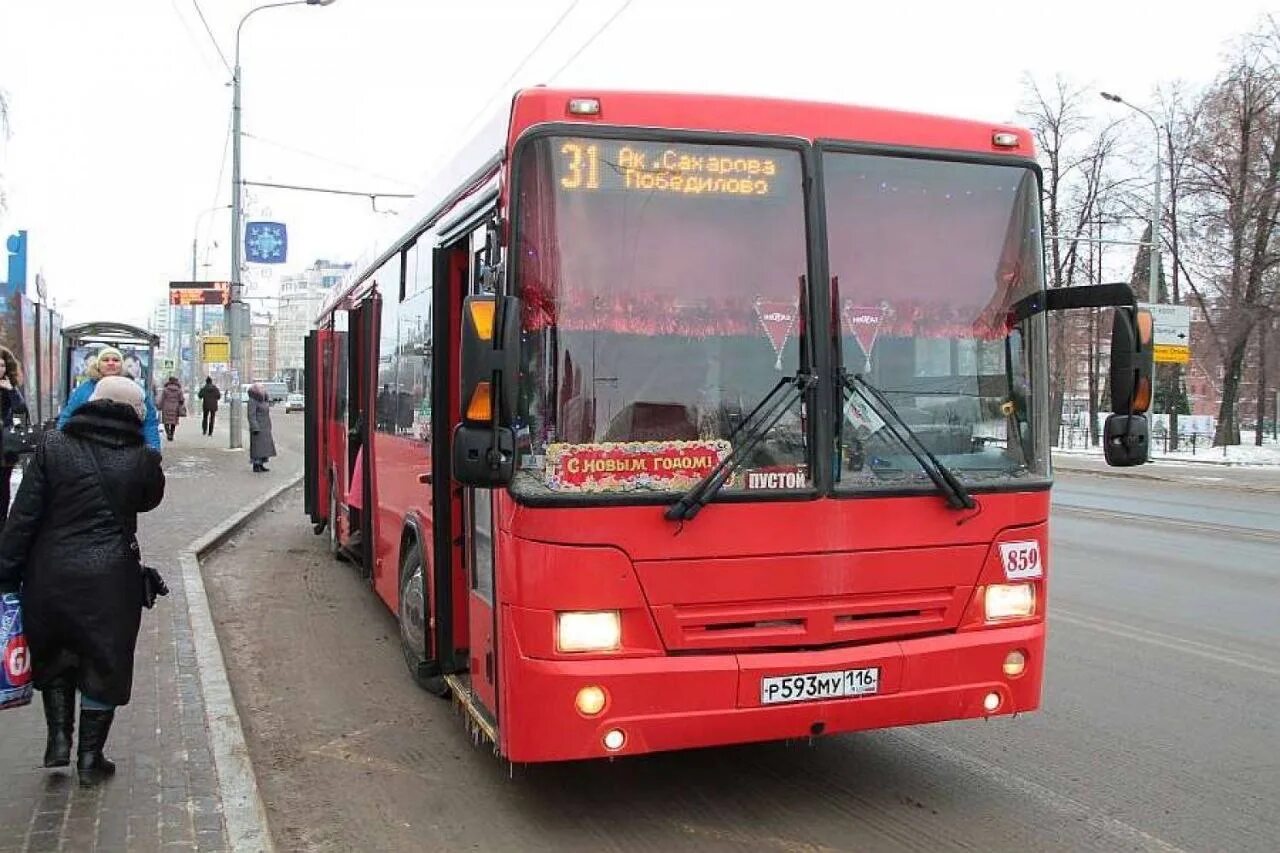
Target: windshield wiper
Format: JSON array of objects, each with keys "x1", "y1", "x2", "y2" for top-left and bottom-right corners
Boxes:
[
  {"x1": 666, "y1": 373, "x2": 814, "y2": 522},
  {"x1": 841, "y1": 372, "x2": 976, "y2": 510}
]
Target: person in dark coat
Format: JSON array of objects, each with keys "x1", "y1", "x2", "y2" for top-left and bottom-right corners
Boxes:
[
  {"x1": 0, "y1": 377, "x2": 165, "y2": 785},
  {"x1": 0, "y1": 345, "x2": 29, "y2": 527},
  {"x1": 246, "y1": 383, "x2": 276, "y2": 473},
  {"x1": 197, "y1": 377, "x2": 222, "y2": 436},
  {"x1": 157, "y1": 376, "x2": 185, "y2": 442}
]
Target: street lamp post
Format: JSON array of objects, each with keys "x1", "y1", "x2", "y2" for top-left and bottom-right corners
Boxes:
[
  {"x1": 229, "y1": 0, "x2": 336, "y2": 450},
  {"x1": 1101, "y1": 91, "x2": 1162, "y2": 304}
]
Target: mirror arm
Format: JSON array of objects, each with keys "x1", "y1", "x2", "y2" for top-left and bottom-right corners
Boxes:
[{"x1": 1008, "y1": 282, "x2": 1136, "y2": 325}]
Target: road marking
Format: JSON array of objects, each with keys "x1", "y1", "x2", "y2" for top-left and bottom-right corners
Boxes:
[
  {"x1": 1053, "y1": 504, "x2": 1280, "y2": 543},
  {"x1": 675, "y1": 822, "x2": 840, "y2": 852},
  {"x1": 889, "y1": 728, "x2": 1186, "y2": 853},
  {"x1": 1053, "y1": 609, "x2": 1280, "y2": 677}
]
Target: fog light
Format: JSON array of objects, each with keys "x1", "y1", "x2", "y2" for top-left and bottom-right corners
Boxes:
[
  {"x1": 1003, "y1": 649, "x2": 1027, "y2": 678},
  {"x1": 575, "y1": 686, "x2": 607, "y2": 716},
  {"x1": 983, "y1": 692, "x2": 1002, "y2": 713},
  {"x1": 603, "y1": 729, "x2": 626, "y2": 751}
]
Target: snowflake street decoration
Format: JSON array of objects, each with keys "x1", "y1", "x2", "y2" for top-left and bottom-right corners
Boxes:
[{"x1": 244, "y1": 221, "x2": 288, "y2": 264}]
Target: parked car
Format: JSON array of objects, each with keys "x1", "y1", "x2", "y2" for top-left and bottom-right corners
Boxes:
[
  {"x1": 234, "y1": 381, "x2": 290, "y2": 404},
  {"x1": 285, "y1": 393, "x2": 305, "y2": 413}
]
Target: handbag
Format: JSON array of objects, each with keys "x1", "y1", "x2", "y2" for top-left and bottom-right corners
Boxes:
[
  {"x1": 2, "y1": 419, "x2": 38, "y2": 463},
  {"x1": 83, "y1": 444, "x2": 169, "y2": 610},
  {"x1": 1, "y1": 592, "x2": 33, "y2": 710}
]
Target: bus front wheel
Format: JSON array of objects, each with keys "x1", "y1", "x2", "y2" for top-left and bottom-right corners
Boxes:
[{"x1": 399, "y1": 544, "x2": 449, "y2": 697}]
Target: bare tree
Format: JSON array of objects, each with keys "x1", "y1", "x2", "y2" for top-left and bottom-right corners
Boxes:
[
  {"x1": 1182, "y1": 19, "x2": 1280, "y2": 446},
  {"x1": 1020, "y1": 76, "x2": 1124, "y2": 445},
  {"x1": 1154, "y1": 82, "x2": 1206, "y2": 449}
]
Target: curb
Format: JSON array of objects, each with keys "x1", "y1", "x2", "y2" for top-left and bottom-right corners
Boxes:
[
  {"x1": 1052, "y1": 461, "x2": 1280, "y2": 495},
  {"x1": 181, "y1": 472, "x2": 302, "y2": 853}
]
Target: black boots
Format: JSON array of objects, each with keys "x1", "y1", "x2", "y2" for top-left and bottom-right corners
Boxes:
[
  {"x1": 40, "y1": 680, "x2": 75, "y2": 767},
  {"x1": 76, "y1": 709, "x2": 117, "y2": 786},
  {"x1": 42, "y1": 682, "x2": 118, "y2": 785}
]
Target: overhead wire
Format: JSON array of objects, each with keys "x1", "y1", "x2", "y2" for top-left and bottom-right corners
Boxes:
[
  {"x1": 547, "y1": 0, "x2": 634, "y2": 82},
  {"x1": 453, "y1": 0, "x2": 583, "y2": 140},
  {"x1": 191, "y1": 0, "x2": 233, "y2": 75},
  {"x1": 166, "y1": 0, "x2": 227, "y2": 80},
  {"x1": 240, "y1": 132, "x2": 416, "y2": 188},
  {"x1": 198, "y1": 116, "x2": 233, "y2": 271}
]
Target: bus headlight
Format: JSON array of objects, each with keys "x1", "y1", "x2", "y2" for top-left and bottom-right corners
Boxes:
[
  {"x1": 556, "y1": 611, "x2": 621, "y2": 653},
  {"x1": 985, "y1": 584, "x2": 1035, "y2": 621}
]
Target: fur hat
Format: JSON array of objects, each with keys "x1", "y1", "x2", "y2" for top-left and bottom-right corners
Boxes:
[{"x1": 91, "y1": 376, "x2": 145, "y2": 422}]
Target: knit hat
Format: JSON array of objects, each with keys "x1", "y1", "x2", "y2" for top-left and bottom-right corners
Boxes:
[
  {"x1": 91, "y1": 376, "x2": 145, "y2": 422},
  {"x1": 87, "y1": 346, "x2": 125, "y2": 380}
]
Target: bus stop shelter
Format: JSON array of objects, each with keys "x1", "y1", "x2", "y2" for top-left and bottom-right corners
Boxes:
[{"x1": 62, "y1": 322, "x2": 161, "y2": 394}]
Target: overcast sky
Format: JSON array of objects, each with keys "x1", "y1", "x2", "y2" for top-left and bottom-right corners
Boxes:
[{"x1": 0, "y1": 0, "x2": 1274, "y2": 327}]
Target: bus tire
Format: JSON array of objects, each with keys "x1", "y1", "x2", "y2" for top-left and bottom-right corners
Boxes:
[{"x1": 399, "y1": 543, "x2": 448, "y2": 697}]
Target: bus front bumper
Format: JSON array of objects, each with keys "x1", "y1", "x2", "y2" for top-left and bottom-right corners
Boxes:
[{"x1": 502, "y1": 622, "x2": 1044, "y2": 762}]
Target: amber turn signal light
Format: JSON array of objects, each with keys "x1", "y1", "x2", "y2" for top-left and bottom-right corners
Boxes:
[
  {"x1": 468, "y1": 299, "x2": 496, "y2": 342},
  {"x1": 466, "y1": 381, "x2": 493, "y2": 422}
]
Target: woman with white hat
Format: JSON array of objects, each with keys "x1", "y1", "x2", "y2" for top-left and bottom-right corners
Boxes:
[
  {"x1": 0, "y1": 376, "x2": 166, "y2": 786},
  {"x1": 57, "y1": 348, "x2": 161, "y2": 451}
]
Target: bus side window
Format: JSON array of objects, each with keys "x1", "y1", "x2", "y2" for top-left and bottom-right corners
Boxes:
[
  {"x1": 398, "y1": 238, "x2": 433, "y2": 444},
  {"x1": 375, "y1": 255, "x2": 403, "y2": 435}
]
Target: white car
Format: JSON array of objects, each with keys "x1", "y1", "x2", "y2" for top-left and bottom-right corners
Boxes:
[{"x1": 284, "y1": 393, "x2": 305, "y2": 413}]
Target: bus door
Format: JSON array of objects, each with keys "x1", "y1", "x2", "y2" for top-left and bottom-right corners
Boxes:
[
  {"x1": 347, "y1": 297, "x2": 378, "y2": 576},
  {"x1": 304, "y1": 329, "x2": 323, "y2": 524},
  {"x1": 451, "y1": 226, "x2": 501, "y2": 723}
]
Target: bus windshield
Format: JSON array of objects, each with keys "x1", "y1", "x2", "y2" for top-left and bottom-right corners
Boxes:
[
  {"x1": 823, "y1": 151, "x2": 1049, "y2": 490},
  {"x1": 513, "y1": 136, "x2": 812, "y2": 498}
]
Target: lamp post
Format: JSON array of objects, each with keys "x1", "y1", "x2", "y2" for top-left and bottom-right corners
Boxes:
[
  {"x1": 1100, "y1": 91, "x2": 1162, "y2": 304},
  {"x1": 229, "y1": 0, "x2": 337, "y2": 450}
]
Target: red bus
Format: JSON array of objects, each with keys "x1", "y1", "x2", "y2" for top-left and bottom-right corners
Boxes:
[{"x1": 303, "y1": 89, "x2": 1152, "y2": 763}]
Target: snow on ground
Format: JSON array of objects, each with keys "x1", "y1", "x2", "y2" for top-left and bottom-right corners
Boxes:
[{"x1": 1055, "y1": 435, "x2": 1280, "y2": 466}]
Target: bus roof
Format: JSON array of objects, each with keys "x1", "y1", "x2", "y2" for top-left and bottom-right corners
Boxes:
[{"x1": 320, "y1": 88, "x2": 1035, "y2": 318}]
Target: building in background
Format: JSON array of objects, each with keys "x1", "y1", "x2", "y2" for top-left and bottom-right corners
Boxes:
[
  {"x1": 277, "y1": 259, "x2": 350, "y2": 389},
  {"x1": 148, "y1": 297, "x2": 224, "y2": 387},
  {"x1": 249, "y1": 310, "x2": 278, "y2": 383}
]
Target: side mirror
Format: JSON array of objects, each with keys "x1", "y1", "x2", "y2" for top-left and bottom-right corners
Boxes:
[
  {"x1": 1104, "y1": 306, "x2": 1154, "y2": 467},
  {"x1": 1103, "y1": 414, "x2": 1149, "y2": 466},
  {"x1": 1108, "y1": 306, "x2": 1154, "y2": 415},
  {"x1": 452, "y1": 293, "x2": 521, "y2": 487}
]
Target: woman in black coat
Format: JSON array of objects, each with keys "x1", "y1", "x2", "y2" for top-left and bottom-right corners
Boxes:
[
  {"x1": 0, "y1": 376, "x2": 165, "y2": 785},
  {"x1": 0, "y1": 344, "x2": 29, "y2": 527}
]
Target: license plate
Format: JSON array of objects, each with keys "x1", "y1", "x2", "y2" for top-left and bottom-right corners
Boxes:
[{"x1": 760, "y1": 667, "x2": 880, "y2": 705}]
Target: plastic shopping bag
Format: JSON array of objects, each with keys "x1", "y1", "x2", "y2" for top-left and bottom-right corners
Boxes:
[{"x1": 1, "y1": 593, "x2": 33, "y2": 710}]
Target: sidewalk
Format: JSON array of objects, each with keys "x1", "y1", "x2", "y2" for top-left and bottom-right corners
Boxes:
[
  {"x1": 1053, "y1": 450, "x2": 1280, "y2": 494},
  {"x1": 0, "y1": 409, "x2": 301, "y2": 853}
]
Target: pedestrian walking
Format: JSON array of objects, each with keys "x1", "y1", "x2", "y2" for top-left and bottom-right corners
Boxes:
[
  {"x1": 59, "y1": 348, "x2": 162, "y2": 451},
  {"x1": 197, "y1": 377, "x2": 222, "y2": 436},
  {"x1": 0, "y1": 345, "x2": 29, "y2": 527},
  {"x1": 246, "y1": 383, "x2": 276, "y2": 473},
  {"x1": 0, "y1": 377, "x2": 166, "y2": 786},
  {"x1": 157, "y1": 376, "x2": 186, "y2": 442}
]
